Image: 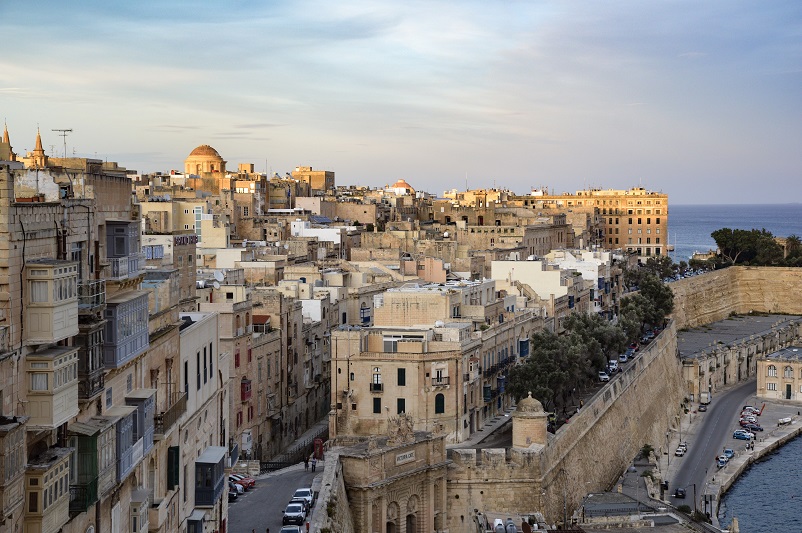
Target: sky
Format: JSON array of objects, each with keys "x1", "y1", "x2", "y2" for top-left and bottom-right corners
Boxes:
[{"x1": 1, "y1": 1, "x2": 800, "y2": 204}]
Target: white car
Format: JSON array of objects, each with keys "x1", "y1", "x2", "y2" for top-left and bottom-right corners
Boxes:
[
  {"x1": 674, "y1": 447, "x2": 685, "y2": 457},
  {"x1": 598, "y1": 371, "x2": 610, "y2": 383}
]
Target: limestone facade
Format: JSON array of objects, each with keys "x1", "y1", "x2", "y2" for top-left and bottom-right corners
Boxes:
[{"x1": 757, "y1": 345, "x2": 802, "y2": 402}]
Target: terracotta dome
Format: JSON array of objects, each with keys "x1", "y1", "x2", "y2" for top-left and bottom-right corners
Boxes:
[
  {"x1": 516, "y1": 392, "x2": 544, "y2": 413},
  {"x1": 390, "y1": 179, "x2": 415, "y2": 194},
  {"x1": 189, "y1": 144, "x2": 222, "y2": 158}
]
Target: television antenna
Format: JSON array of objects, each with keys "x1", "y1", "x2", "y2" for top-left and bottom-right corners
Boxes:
[{"x1": 52, "y1": 128, "x2": 72, "y2": 158}]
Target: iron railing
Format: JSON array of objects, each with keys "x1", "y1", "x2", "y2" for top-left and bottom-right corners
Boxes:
[{"x1": 154, "y1": 393, "x2": 187, "y2": 435}]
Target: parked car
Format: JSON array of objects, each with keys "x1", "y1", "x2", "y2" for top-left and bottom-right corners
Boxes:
[
  {"x1": 629, "y1": 343, "x2": 639, "y2": 352},
  {"x1": 740, "y1": 415, "x2": 757, "y2": 424},
  {"x1": 717, "y1": 454, "x2": 729, "y2": 464},
  {"x1": 716, "y1": 457, "x2": 727, "y2": 468},
  {"x1": 229, "y1": 481, "x2": 244, "y2": 494},
  {"x1": 598, "y1": 371, "x2": 610, "y2": 383},
  {"x1": 723, "y1": 448, "x2": 735, "y2": 459},
  {"x1": 698, "y1": 404, "x2": 707, "y2": 412},
  {"x1": 279, "y1": 527, "x2": 302, "y2": 533},
  {"x1": 230, "y1": 473, "x2": 256, "y2": 490},
  {"x1": 733, "y1": 430, "x2": 754, "y2": 440},
  {"x1": 743, "y1": 423, "x2": 763, "y2": 432},
  {"x1": 228, "y1": 490, "x2": 238, "y2": 502},
  {"x1": 674, "y1": 446, "x2": 685, "y2": 457},
  {"x1": 742, "y1": 406, "x2": 760, "y2": 414},
  {"x1": 291, "y1": 488, "x2": 314, "y2": 509},
  {"x1": 618, "y1": 353, "x2": 628, "y2": 363},
  {"x1": 282, "y1": 503, "x2": 307, "y2": 526},
  {"x1": 625, "y1": 348, "x2": 635, "y2": 358},
  {"x1": 608, "y1": 360, "x2": 619, "y2": 372},
  {"x1": 673, "y1": 488, "x2": 686, "y2": 498}
]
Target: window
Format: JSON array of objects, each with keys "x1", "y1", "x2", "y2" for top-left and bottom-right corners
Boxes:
[
  {"x1": 30, "y1": 373, "x2": 48, "y2": 391},
  {"x1": 196, "y1": 352, "x2": 201, "y2": 390},
  {"x1": 767, "y1": 382, "x2": 777, "y2": 391},
  {"x1": 373, "y1": 397, "x2": 381, "y2": 414},
  {"x1": 203, "y1": 348, "x2": 208, "y2": 384},
  {"x1": 784, "y1": 366, "x2": 793, "y2": 378},
  {"x1": 767, "y1": 365, "x2": 777, "y2": 377},
  {"x1": 30, "y1": 280, "x2": 49, "y2": 303},
  {"x1": 209, "y1": 343, "x2": 213, "y2": 375},
  {"x1": 435, "y1": 393, "x2": 445, "y2": 414},
  {"x1": 372, "y1": 368, "x2": 382, "y2": 384},
  {"x1": 242, "y1": 206, "x2": 249, "y2": 217},
  {"x1": 397, "y1": 368, "x2": 406, "y2": 386},
  {"x1": 184, "y1": 361, "x2": 189, "y2": 394},
  {"x1": 397, "y1": 398, "x2": 405, "y2": 414},
  {"x1": 106, "y1": 388, "x2": 113, "y2": 408},
  {"x1": 29, "y1": 491, "x2": 38, "y2": 513},
  {"x1": 235, "y1": 350, "x2": 240, "y2": 368}
]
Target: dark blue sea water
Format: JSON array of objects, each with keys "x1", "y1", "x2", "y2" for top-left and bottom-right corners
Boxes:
[
  {"x1": 718, "y1": 434, "x2": 802, "y2": 531},
  {"x1": 668, "y1": 204, "x2": 802, "y2": 262}
]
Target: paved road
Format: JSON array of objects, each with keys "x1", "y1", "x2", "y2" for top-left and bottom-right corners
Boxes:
[
  {"x1": 668, "y1": 378, "x2": 755, "y2": 512},
  {"x1": 229, "y1": 465, "x2": 323, "y2": 533}
]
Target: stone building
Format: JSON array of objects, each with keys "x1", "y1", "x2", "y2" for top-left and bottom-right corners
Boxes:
[
  {"x1": 757, "y1": 345, "x2": 802, "y2": 402},
  {"x1": 329, "y1": 279, "x2": 541, "y2": 444},
  {"x1": 0, "y1": 134, "x2": 231, "y2": 533},
  {"x1": 184, "y1": 144, "x2": 226, "y2": 175}
]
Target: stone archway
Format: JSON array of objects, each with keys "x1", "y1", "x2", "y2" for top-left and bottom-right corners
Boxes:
[
  {"x1": 386, "y1": 501, "x2": 399, "y2": 533},
  {"x1": 406, "y1": 494, "x2": 420, "y2": 533}
]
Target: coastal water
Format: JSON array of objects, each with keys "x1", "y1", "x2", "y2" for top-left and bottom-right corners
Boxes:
[
  {"x1": 668, "y1": 204, "x2": 802, "y2": 262},
  {"x1": 718, "y1": 434, "x2": 802, "y2": 531}
]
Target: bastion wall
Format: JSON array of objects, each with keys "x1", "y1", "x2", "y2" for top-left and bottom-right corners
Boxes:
[{"x1": 670, "y1": 266, "x2": 802, "y2": 328}]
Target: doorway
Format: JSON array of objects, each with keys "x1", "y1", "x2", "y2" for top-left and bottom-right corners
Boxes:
[{"x1": 786, "y1": 383, "x2": 792, "y2": 400}]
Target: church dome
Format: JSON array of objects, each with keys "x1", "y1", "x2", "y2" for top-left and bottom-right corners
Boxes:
[
  {"x1": 389, "y1": 179, "x2": 415, "y2": 195},
  {"x1": 189, "y1": 145, "x2": 222, "y2": 158},
  {"x1": 516, "y1": 392, "x2": 544, "y2": 413}
]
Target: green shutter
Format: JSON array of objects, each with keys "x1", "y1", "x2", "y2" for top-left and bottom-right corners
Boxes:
[{"x1": 167, "y1": 446, "x2": 180, "y2": 489}]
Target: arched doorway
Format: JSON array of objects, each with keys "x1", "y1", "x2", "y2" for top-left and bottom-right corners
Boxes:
[
  {"x1": 406, "y1": 494, "x2": 420, "y2": 533},
  {"x1": 386, "y1": 501, "x2": 399, "y2": 533},
  {"x1": 405, "y1": 514, "x2": 416, "y2": 533}
]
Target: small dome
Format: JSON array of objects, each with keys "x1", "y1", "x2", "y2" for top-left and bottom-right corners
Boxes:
[
  {"x1": 189, "y1": 145, "x2": 222, "y2": 158},
  {"x1": 517, "y1": 392, "x2": 544, "y2": 413},
  {"x1": 391, "y1": 179, "x2": 415, "y2": 194}
]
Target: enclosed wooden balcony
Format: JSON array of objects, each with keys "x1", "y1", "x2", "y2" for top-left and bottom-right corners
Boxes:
[
  {"x1": 0, "y1": 416, "x2": 28, "y2": 521},
  {"x1": 24, "y1": 447, "x2": 73, "y2": 533},
  {"x1": 25, "y1": 347, "x2": 79, "y2": 429},
  {"x1": 24, "y1": 260, "x2": 79, "y2": 345}
]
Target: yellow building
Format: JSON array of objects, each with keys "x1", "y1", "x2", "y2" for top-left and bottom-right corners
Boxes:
[
  {"x1": 757, "y1": 346, "x2": 802, "y2": 402},
  {"x1": 514, "y1": 187, "x2": 669, "y2": 257}
]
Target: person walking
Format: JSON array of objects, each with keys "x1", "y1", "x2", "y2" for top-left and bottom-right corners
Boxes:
[
  {"x1": 304, "y1": 456, "x2": 309, "y2": 471},
  {"x1": 311, "y1": 456, "x2": 317, "y2": 472}
]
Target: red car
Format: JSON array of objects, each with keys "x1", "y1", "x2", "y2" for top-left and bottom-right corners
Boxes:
[
  {"x1": 229, "y1": 474, "x2": 256, "y2": 490},
  {"x1": 629, "y1": 342, "x2": 640, "y2": 352}
]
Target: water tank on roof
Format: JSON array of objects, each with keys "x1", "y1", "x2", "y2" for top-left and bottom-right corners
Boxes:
[{"x1": 435, "y1": 320, "x2": 445, "y2": 328}]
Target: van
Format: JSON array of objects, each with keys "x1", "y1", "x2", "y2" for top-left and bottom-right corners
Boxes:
[{"x1": 608, "y1": 360, "x2": 619, "y2": 373}]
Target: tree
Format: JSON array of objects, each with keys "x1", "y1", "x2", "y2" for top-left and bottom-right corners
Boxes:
[{"x1": 711, "y1": 228, "x2": 783, "y2": 266}]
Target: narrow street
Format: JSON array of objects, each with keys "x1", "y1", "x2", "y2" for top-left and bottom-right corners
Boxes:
[{"x1": 229, "y1": 464, "x2": 324, "y2": 533}]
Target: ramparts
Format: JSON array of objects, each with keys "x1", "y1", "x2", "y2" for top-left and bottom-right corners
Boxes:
[{"x1": 670, "y1": 266, "x2": 802, "y2": 329}]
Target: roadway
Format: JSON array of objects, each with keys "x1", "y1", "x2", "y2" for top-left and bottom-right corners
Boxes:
[
  {"x1": 667, "y1": 378, "x2": 755, "y2": 513},
  {"x1": 228, "y1": 465, "x2": 322, "y2": 533}
]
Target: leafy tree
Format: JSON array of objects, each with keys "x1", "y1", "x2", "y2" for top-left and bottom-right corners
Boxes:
[
  {"x1": 711, "y1": 228, "x2": 783, "y2": 266},
  {"x1": 638, "y1": 274, "x2": 674, "y2": 324}
]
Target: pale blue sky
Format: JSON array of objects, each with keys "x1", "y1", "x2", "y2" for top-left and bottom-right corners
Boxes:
[{"x1": 1, "y1": 1, "x2": 800, "y2": 203}]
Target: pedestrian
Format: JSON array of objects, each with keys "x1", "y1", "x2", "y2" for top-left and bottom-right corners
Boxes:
[
  {"x1": 311, "y1": 456, "x2": 317, "y2": 472},
  {"x1": 304, "y1": 456, "x2": 309, "y2": 471}
]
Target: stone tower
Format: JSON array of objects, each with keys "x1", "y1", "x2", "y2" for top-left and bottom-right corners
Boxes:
[{"x1": 512, "y1": 392, "x2": 549, "y2": 449}]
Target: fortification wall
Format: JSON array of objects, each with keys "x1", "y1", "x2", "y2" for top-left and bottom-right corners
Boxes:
[
  {"x1": 670, "y1": 267, "x2": 802, "y2": 328},
  {"x1": 446, "y1": 323, "x2": 685, "y2": 527},
  {"x1": 308, "y1": 451, "x2": 356, "y2": 533}
]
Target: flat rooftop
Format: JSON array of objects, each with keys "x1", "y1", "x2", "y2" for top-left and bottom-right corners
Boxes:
[{"x1": 677, "y1": 314, "x2": 802, "y2": 360}]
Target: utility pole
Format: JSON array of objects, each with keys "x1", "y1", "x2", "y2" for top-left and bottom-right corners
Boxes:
[{"x1": 52, "y1": 128, "x2": 72, "y2": 158}]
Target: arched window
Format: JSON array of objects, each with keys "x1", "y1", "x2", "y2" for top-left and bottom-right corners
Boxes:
[
  {"x1": 434, "y1": 393, "x2": 445, "y2": 414},
  {"x1": 767, "y1": 365, "x2": 777, "y2": 377},
  {"x1": 784, "y1": 366, "x2": 793, "y2": 378}
]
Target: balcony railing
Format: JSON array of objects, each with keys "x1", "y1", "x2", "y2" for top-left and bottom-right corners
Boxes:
[
  {"x1": 108, "y1": 252, "x2": 146, "y2": 280},
  {"x1": 154, "y1": 393, "x2": 187, "y2": 436},
  {"x1": 369, "y1": 383, "x2": 383, "y2": 392},
  {"x1": 69, "y1": 478, "x2": 99, "y2": 514},
  {"x1": 77, "y1": 280, "x2": 106, "y2": 312},
  {"x1": 432, "y1": 377, "x2": 450, "y2": 387},
  {"x1": 78, "y1": 370, "x2": 105, "y2": 401}
]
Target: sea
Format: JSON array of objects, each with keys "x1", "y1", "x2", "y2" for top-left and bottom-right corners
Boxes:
[
  {"x1": 670, "y1": 203, "x2": 802, "y2": 530},
  {"x1": 718, "y1": 434, "x2": 802, "y2": 531},
  {"x1": 668, "y1": 204, "x2": 802, "y2": 262}
]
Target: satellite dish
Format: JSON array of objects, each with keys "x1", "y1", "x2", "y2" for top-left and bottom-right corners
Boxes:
[
  {"x1": 213, "y1": 281, "x2": 221, "y2": 289},
  {"x1": 213, "y1": 270, "x2": 224, "y2": 282}
]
